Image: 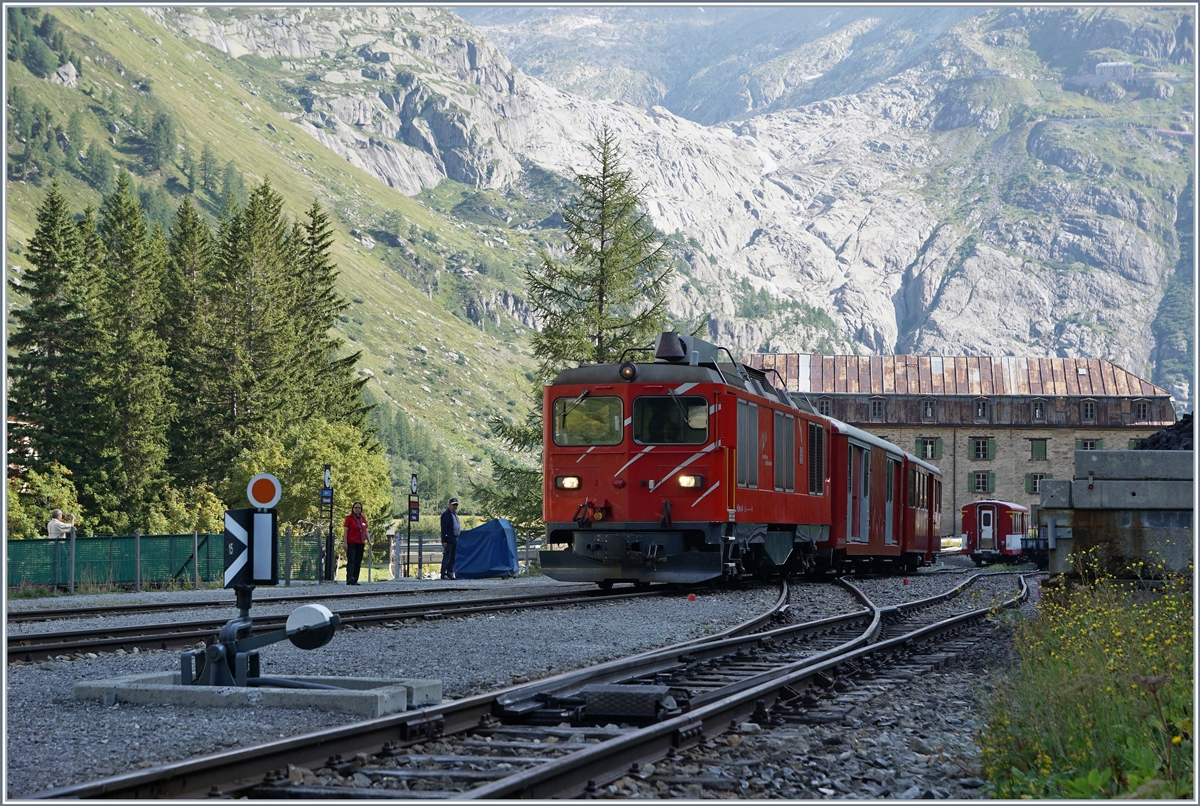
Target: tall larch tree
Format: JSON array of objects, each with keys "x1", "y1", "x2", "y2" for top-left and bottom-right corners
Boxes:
[{"x1": 473, "y1": 124, "x2": 674, "y2": 530}]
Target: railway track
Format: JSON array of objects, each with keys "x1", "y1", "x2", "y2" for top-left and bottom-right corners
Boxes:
[
  {"x1": 5, "y1": 583, "x2": 552, "y2": 624},
  {"x1": 5, "y1": 586, "x2": 673, "y2": 664},
  {"x1": 30, "y1": 573, "x2": 1029, "y2": 799}
]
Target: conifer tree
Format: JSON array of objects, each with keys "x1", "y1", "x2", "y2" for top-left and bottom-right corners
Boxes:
[
  {"x1": 91, "y1": 171, "x2": 172, "y2": 530},
  {"x1": 8, "y1": 182, "x2": 95, "y2": 477},
  {"x1": 161, "y1": 196, "x2": 216, "y2": 487},
  {"x1": 199, "y1": 141, "x2": 216, "y2": 193},
  {"x1": 473, "y1": 125, "x2": 673, "y2": 528},
  {"x1": 292, "y1": 199, "x2": 369, "y2": 428}
]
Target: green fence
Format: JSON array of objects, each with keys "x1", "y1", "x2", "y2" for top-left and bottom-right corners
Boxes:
[{"x1": 6, "y1": 532, "x2": 324, "y2": 588}]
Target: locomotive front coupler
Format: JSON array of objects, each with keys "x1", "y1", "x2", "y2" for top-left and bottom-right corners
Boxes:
[{"x1": 180, "y1": 584, "x2": 342, "y2": 688}]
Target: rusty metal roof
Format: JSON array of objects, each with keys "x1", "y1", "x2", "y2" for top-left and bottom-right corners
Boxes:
[{"x1": 744, "y1": 354, "x2": 1172, "y2": 398}]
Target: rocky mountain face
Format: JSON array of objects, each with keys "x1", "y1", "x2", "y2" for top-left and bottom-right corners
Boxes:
[{"x1": 150, "y1": 6, "x2": 1194, "y2": 408}]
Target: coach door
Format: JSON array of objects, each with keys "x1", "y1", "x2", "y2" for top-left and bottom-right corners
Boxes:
[
  {"x1": 884, "y1": 458, "x2": 898, "y2": 545},
  {"x1": 979, "y1": 506, "x2": 995, "y2": 550}
]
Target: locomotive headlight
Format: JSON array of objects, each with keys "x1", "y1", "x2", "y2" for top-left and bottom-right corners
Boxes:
[
  {"x1": 678, "y1": 474, "x2": 704, "y2": 489},
  {"x1": 555, "y1": 475, "x2": 582, "y2": 490},
  {"x1": 619, "y1": 361, "x2": 637, "y2": 381}
]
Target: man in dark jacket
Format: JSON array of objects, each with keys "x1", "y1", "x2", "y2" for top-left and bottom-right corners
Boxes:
[{"x1": 440, "y1": 497, "x2": 461, "y2": 579}]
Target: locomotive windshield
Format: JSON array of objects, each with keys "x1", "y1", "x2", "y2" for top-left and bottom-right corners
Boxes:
[
  {"x1": 552, "y1": 395, "x2": 623, "y2": 446},
  {"x1": 633, "y1": 395, "x2": 708, "y2": 444}
]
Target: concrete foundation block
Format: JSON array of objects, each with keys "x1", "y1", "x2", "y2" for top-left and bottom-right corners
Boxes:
[
  {"x1": 1075, "y1": 450, "x2": 1194, "y2": 481},
  {"x1": 1071, "y1": 480, "x2": 1193, "y2": 510},
  {"x1": 73, "y1": 673, "x2": 442, "y2": 718},
  {"x1": 1040, "y1": 479, "x2": 1072, "y2": 509}
]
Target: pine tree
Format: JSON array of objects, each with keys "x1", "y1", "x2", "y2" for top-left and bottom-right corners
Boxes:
[
  {"x1": 91, "y1": 171, "x2": 172, "y2": 531},
  {"x1": 161, "y1": 195, "x2": 216, "y2": 487},
  {"x1": 292, "y1": 199, "x2": 369, "y2": 428},
  {"x1": 473, "y1": 125, "x2": 673, "y2": 529},
  {"x1": 66, "y1": 107, "x2": 85, "y2": 159},
  {"x1": 204, "y1": 178, "x2": 298, "y2": 465},
  {"x1": 199, "y1": 141, "x2": 216, "y2": 193},
  {"x1": 82, "y1": 139, "x2": 114, "y2": 194},
  {"x1": 145, "y1": 110, "x2": 175, "y2": 171},
  {"x1": 8, "y1": 182, "x2": 95, "y2": 477},
  {"x1": 221, "y1": 159, "x2": 248, "y2": 211}
]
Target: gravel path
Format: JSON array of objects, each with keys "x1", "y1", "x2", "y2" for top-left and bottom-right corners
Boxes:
[{"x1": 5, "y1": 568, "x2": 1033, "y2": 798}]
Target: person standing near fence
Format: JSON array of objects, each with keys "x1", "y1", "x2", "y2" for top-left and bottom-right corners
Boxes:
[
  {"x1": 440, "y1": 497, "x2": 460, "y2": 580},
  {"x1": 343, "y1": 502, "x2": 368, "y2": 586},
  {"x1": 47, "y1": 509, "x2": 75, "y2": 539}
]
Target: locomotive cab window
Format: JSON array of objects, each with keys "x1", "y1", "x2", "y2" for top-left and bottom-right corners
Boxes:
[
  {"x1": 552, "y1": 394, "x2": 624, "y2": 446},
  {"x1": 633, "y1": 395, "x2": 708, "y2": 444}
]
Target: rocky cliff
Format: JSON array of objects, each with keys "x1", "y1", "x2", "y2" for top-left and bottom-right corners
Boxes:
[{"x1": 149, "y1": 6, "x2": 1194, "y2": 407}]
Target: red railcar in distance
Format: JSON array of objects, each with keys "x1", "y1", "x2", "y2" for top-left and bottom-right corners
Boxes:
[
  {"x1": 539, "y1": 332, "x2": 944, "y2": 587},
  {"x1": 961, "y1": 500, "x2": 1029, "y2": 566}
]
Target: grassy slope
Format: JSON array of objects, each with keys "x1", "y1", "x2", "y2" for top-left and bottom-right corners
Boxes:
[{"x1": 6, "y1": 7, "x2": 543, "y2": 485}]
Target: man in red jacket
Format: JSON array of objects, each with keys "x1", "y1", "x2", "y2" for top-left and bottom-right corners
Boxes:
[{"x1": 343, "y1": 501, "x2": 368, "y2": 585}]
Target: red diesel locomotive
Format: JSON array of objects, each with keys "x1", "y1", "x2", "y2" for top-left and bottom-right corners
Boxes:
[{"x1": 539, "y1": 332, "x2": 942, "y2": 586}]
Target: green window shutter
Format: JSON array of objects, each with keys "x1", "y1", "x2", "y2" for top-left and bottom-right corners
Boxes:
[
  {"x1": 987, "y1": 471, "x2": 995, "y2": 493},
  {"x1": 915, "y1": 438, "x2": 922, "y2": 453},
  {"x1": 1096, "y1": 439, "x2": 1104, "y2": 450},
  {"x1": 1128, "y1": 439, "x2": 1138, "y2": 450},
  {"x1": 1075, "y1": 439, "x2": 1082, "y2": 450},
  {"x1": 965, "y1": 472, "x2": 974, "y2": 492},
  {"x1": 1025, "y1": 473, "x2": 1033, "y2": 494},
  {"x1": 987, "y1": 438, "x2": 996, "y2": 460},
  {"x1": 1031, "y1": 440, "x2": 1046, "y2": 461},
  {"x1": 1045, "y1": 473, "x2": 1052, "y2": 480},
  {"x1": 934, "y1": 438, "x2": 942, "y2": 460}
]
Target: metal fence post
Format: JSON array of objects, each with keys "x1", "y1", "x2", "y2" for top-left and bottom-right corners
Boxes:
[
  {"x1": 417, "y1": 532, "x2": 424, "y2": 580},
  {"x1": 134, "y1": 529, "x2": 142, "y2": 593},
  {"x1": 284, "y1": 525, "x2": 292, "y2": 587},
  {"x1": 69, "y1": 528, "x2": 76, "y2": 594},
  {"x1": 316, "y1": 526, "x2": 323, "y2": 583},
  {"x1": 394, "y1": 534, "x2": 400, "y2": 580},
  {"x1": 192, "y1": 531, "x2": 200, "y2": 588},
  {"x1": 368, "y1": 535, "x2": 374, "y2": 583}
]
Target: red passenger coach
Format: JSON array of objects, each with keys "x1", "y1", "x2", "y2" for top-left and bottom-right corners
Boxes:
[
  {"x1": 539, "y1": 332, "x2": 944, "y2": 587},
  {"x1": 961, "y1": 500, "x2": 1029, "y2": 566}
]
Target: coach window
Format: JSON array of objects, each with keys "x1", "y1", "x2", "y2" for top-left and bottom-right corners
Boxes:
[
  {"x1": 869, "y1": 397, "x2": 885, "y2": 422},
  {"x1": 807, "y1": 422, "x2": 825, "y2": 495},
  {"x1": 633, "y1": 395, "x2": 708, "y2": 445},
  {"x1": 774, "y1": 411, "x2": 796, "y2": 492},
  {"x1": 552, "y1": 395, "x2": 623, "y2": 446},
  {"x1": 974, "y1": 398, "x2": 990, "y2": 422},
  {"x1": 817, "y1": 397, "x2": 832, "y2": 417},
  {"x1": 737, "y1": 399, "x2": 760, "y2": 488}
]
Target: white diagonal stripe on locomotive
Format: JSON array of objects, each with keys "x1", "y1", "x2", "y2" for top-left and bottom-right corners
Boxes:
[
  {"x1": 613, "y1": 444, "x2": 656, "y2": 477},
  {"x1": 652, "y1": 442, "x2": 719, "y2": 490},
  {"x1": 691, "y1": 480, "x2": 721, "y2": 507}
]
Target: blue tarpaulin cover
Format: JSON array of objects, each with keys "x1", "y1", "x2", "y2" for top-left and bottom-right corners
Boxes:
[{"x1": 455, "y1": 518, "x2": 519, "y2": 579}]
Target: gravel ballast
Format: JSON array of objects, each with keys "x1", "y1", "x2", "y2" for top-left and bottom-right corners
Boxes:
[{"x1": 5, "y1": 566, "x2": 1033, "y2": 798}]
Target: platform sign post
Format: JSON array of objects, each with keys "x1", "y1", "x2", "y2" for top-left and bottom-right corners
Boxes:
[
  {"x1": 408, "y1": 474, "x2": 418, "y2": 578},
  {"x1": 320, "y1": 464, "x2": 335, "y2": 581}
]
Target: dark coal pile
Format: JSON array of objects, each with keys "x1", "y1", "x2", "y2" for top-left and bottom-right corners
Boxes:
[{"x1": 1135, "y1": 412, "x2": 1193, "y2": 450}]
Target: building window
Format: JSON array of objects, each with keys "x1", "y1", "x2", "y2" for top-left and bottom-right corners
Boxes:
[
  {"x1": 1078, "y1": 439, "x2": 1099, "y2": 451},
  {"x1": 974, "y1": 398, "x2": 989, "y2": 421},
  {"x1": 922, "y1": 399, "x2": 936, "y2": 420},
  {"x1": 973, "y1": 471, "x2": 992, "y2": 493},
  {"x1": 1030, "y1": 439, "x2": 1047, "y2": 461},
  {"x1": 973, "y1": 437, "x2": 994, "y2": 460},
  {"x1": 1134, "y1": 400, "x2": 1149, "y2": 421},
  {"x1": 1032, "y1": 399, "x2": 1045, "y2": 421},
  {"x1": 817, "y1": 397, "x2": 832, "y2": 417},
  {"x1": 1029, "y1": 473, "x2": 1046, "y2": 494},
  {"x1": 870, "y1": 398, "x2": 885, "y2": 422},
  {"x1": 1082, "y1": 400, "x2": 1096, "y2": 421},
  {"x1": 917, "y1": 437, "x2": 940, "y2": 460}
]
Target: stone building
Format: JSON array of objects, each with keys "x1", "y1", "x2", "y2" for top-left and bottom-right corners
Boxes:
[{"x1": 744, "y1": 354, "x2": 1176, "y2": 535}]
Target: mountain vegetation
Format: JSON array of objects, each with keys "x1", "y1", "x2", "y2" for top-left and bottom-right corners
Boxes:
[{"x1": 4, "y1": 6, "x2": 1194, "y2": 536}]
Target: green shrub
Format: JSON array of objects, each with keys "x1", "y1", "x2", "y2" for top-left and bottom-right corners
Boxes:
[{"x1": 980, "y1": 551, "x2": 1193, "y2": 798}]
